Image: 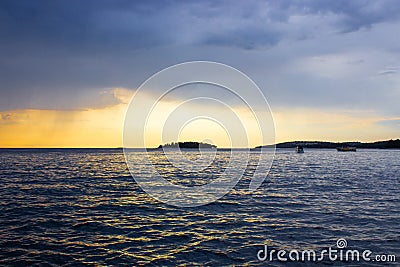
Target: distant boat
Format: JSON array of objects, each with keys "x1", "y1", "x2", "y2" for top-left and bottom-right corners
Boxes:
[
  {"x1": 296, "y1": 146, "x2": 304, "y2": 153},
  {"x1": 336, "y1": 146, "x2": 356, "y2": 152}
]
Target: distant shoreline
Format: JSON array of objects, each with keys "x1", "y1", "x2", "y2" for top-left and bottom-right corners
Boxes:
[
  {"x1": 0, "y1": 147, "x2": 400, "y2": 153},
  {"x1": 254, "y1": 139, "x2": 400, "y2": 150},
  {"x1": 0, "y1": 139, "x2": 399, "y2": 150}
]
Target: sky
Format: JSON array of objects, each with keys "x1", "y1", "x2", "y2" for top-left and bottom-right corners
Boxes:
[{"x1": 0, "y1": 0, "x2": 399, "y2": 147}]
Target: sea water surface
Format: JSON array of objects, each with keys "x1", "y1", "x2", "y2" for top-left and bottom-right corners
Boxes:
[{"x1": 0, "y1": 149, "x2": 399, "y2": 266}]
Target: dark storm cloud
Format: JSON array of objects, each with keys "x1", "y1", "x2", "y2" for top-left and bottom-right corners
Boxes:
[
  {"x1": 2, "y1": 0, "x2": 398, "y2": 54},
  {"x1": 0, "y1": 0, "x2": 399, "y2": 111},
  {"x1": 2, "y1": 0, "x2": 400, "y2": 49},
  {"x1": 297, "y1": 0, "x2": 400, "y2": 32}
]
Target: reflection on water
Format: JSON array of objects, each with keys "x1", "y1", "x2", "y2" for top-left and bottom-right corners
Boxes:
[{"x1": 0, "y1": 149, "x2": 399, "y2": 266}]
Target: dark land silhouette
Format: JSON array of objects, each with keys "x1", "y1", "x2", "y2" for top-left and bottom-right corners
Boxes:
[
  {"x1": 157, "y1": 142, "x2": 217, "y2": 149},
  {"x1": 254, "y1": 139, "x2": 400, "y2": 149}
]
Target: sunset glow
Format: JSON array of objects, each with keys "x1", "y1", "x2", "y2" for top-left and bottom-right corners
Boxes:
[{"x1": 0, "y1": 91, "x2": 398, "y2": 148}]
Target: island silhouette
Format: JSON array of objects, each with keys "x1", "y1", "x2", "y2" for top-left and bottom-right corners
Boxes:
[
  {"x1": 143, "y1": 139, "x2": 400, "y2": 151},
  {"x1": 157, "y1": 141, "x2": 217, "y2": 149},
  {"x1": 253, "y1": 139, "x2": 400, "y2": 149}
]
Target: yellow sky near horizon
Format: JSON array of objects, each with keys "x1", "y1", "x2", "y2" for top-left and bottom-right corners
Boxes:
[{"x1": 0, "y1": 88, "x2": 398, "y2": 148}]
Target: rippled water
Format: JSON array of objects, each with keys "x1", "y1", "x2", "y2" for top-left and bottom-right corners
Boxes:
[{"x1": 0, "y1": 149, "x2": 399, "y2": 266}]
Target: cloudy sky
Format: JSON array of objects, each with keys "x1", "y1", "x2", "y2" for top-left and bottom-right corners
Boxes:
[{"x1": 0, "y1": 0, "x2": 399, "y2": 147}]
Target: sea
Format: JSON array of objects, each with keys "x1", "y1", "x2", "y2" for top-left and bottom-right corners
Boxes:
[{"x1": 0, "y1": 148, "x2": 398, "y2": 266}]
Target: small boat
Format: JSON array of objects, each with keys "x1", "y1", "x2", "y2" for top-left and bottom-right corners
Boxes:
[
  {"x1": 336, "y1": 146, "x2": 356, "y2": 152},
  {"x1": 296, "y1": 146, "x2": 304, "y2": 153}
]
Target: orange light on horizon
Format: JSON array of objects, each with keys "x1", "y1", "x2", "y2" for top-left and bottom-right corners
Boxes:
[{"x1": 0, "y1": 90, "x2": 398, "y2": 148}]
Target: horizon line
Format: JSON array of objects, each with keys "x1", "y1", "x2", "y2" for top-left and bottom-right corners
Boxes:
[{"x1": 1, "y1": 138, "x2": 398, "y2": 149}]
